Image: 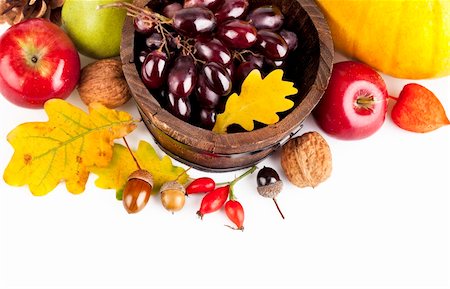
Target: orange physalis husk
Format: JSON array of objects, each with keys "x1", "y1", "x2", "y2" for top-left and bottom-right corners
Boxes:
[{"x1": 391, "y1": 83, "x2": 450, "y2": 133}]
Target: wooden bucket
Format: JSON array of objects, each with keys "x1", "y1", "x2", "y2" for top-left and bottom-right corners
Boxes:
[{"x1": 121, "y1": 0, "x2": 334, "y2": 171}]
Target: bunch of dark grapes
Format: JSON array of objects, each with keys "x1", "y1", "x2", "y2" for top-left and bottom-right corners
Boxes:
[{"x1": 129, "y1": 0, "x2": 299, "y2": 130}]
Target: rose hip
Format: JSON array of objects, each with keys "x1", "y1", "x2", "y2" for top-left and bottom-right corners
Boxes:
[
  {"x1": 225, "y1": 200, "x2": 244, "y2": 230},
  {"x1": 186, "y1": 177, "x2": 215, "y2": 194},
  {"x1": 197, "y1": 185, "x2": 229, "y2": 218}
]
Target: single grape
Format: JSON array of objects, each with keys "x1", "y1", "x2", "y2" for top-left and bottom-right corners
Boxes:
[
  {"x1": 184, "y1": 0, "x2": 223, "y2": 11},
  {"x1": 235, "y1": 61, "x2": 259, "y2": 84},
  {"x1": 145, "y1": 33, "x2": 163, "y2": 50},
  {"x1": 264, "y1": 58, "x2": 286, "y2": 70},
  {"x1": 254, "y1": 30, "x2": 288, "y2": 60},
  {"x1": 195, "y1": 34, "x2": 214, "y2": 43},
  {"x1": 246, "y1": 5, "x2": 284, "y2": 31},
  {"x1": 146, "y1": 33, "x2": 179, "y2": 55},
  {"x1": 148, "y1": 0, "x2": 172, "y2": 11},
  {"x1": 198, "y1": 107, "x2": 217, "y2": 129},
  {"x1": 216, "y1": 19, "x2": 257, "y2": 49},
  {"x1": 141, "y1": 50, "x2": 168, "y2": 89},
  {"x1": 225, "y1": 64, "x2": 235, "y2": 82},
  {"x1": 153, "y1": 89, "x2": 167, "y2": 107},
  {"x1": 217, "y1": 94, "x2": 228, "y2": 113},
  {"x1": 172, "y1": 7, "x2": 216, "y2": 37},
  {"x1": 166, "y1": 91, "x2": 192, "y2": 121},
  {"x1": 243, "y1": 52, "x2": 264, "y2": 68},
  {"x1": 215, "y1": 0, "x2": 249, "y2": 23},
  {"x1": 195, "y1": 73, "x2": 221, "y2": 108},
  {"x1": 138, "y1": 49, "x2": 150, "y2": 64},
  {"x1": 194, "y1": 38, "x2": 232, "y2": 67},
  {"x1": 163, "y1": 2, "x2": 183, "y2": 18},
  {"x1": 168, "y1": 55, "x2": 198, "y2": 98},
  {"x1": 201, "y1": 62, "x2": 232, "y2": 96},
  {"x1": 280, "y1": 29, "x2": 298, "y2": 52},
  {"x1": 134, "y1": 15, "x2": 154, "y2": 35},
  {"x1": 166, "y1": 32, "x2": 181, "y2": 50}
]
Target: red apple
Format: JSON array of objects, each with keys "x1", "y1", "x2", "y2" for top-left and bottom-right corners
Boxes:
[
  {"x1": 0, "y1": 18, "x2": 80, "y2": 108},
  {"x1": 313, "y1": 61, "x2": 388, "y2": 140}
]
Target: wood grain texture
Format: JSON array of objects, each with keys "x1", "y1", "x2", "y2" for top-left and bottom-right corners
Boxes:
[{"x1": 120, "y1": 0, "x2": 334, "y2": 171}]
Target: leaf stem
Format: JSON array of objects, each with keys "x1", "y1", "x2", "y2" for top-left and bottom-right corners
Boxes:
[
  {"x1": 174, "y1": 167, "x2": 191, "y2": 182},
  {"x1": 388, "y1": 95, "x2": 399, "y2": 101},
  {"x1": 122, "y1": 137, "x2": 141, "y2": 170}
]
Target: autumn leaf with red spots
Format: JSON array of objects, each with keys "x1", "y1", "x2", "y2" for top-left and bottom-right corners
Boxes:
[{"x1": 3, "y1": 99, "x2": 137, "y2": 196}]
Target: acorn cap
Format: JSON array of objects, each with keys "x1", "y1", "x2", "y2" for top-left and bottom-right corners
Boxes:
[
  {"x1": 128, "y1": 169, "x2": 154, "y2": 187},
  {"x1": 159, "y1": 180, "x2": 185, "y2": 194},
  {"x1": 257, "y1": 180, "x2": 283, "y2": 198}
]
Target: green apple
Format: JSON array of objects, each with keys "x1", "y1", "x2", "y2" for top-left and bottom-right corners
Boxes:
[{"x1": 62, "y1": 0, "x2": 131, "y2": 59}]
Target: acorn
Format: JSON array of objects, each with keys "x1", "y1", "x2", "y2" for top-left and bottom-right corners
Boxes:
[
  {"x1": 122, "y1": 169, "x2": 154, "y2": 214},
  {"x1": 256, "y1": 166, "x2": 285, "y2": 219},
  {"x1": 160, "y1": 180, "x2": 186, "y2": 213}
]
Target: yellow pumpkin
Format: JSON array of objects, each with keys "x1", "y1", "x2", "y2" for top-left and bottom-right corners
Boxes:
[{"x1": 316, "y1": 0, "x2": 450, "y2": 79}]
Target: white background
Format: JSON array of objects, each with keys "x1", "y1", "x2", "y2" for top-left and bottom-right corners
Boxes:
[{"x1": 0, "y1": 22, "x2": 449, "y2": 289}]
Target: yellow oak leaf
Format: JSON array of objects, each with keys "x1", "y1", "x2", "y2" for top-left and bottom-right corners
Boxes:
[
  {"x1": 213, "y1": 69, "x2": 298, "y2": 133},
  {"x1": 3, "y1": 99, "x2": 137, "y2": 196},
  {"x1": 90, "y1": 140, "x2": 189, "y2": 200}
]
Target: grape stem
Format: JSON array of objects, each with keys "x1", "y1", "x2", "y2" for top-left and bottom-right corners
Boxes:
[
  {"x1": 233, "y1": 51, "x2": 246, "y2": 62},
  {"x1": 155, "y1": 23, "x2": 171, "y2": 56},
  {"x1": 98, "y1": 1, "x2": 204, "y2": 64},
  {"x1": 97, "y1": 1, "x2": 172, "y2": 23},
  {"x1": 234, "y1": 50, "x2": 259, "y2": 62}
]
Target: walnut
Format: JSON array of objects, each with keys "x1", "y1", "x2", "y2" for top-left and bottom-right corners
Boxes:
[
  {"x1": 77, "y1": 58, "x2": 131, "y2": 109},
  {"x1": 281, "y1": 131, "x2": 332, "y2": 188}
]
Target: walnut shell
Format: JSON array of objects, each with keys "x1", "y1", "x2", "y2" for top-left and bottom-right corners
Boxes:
[
  {"x1": 78, "y1": 59, "x2": 131, "y2": 108},
  {"x1": 281, "y1": 131, "x2": 332, "y2": 188}
]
